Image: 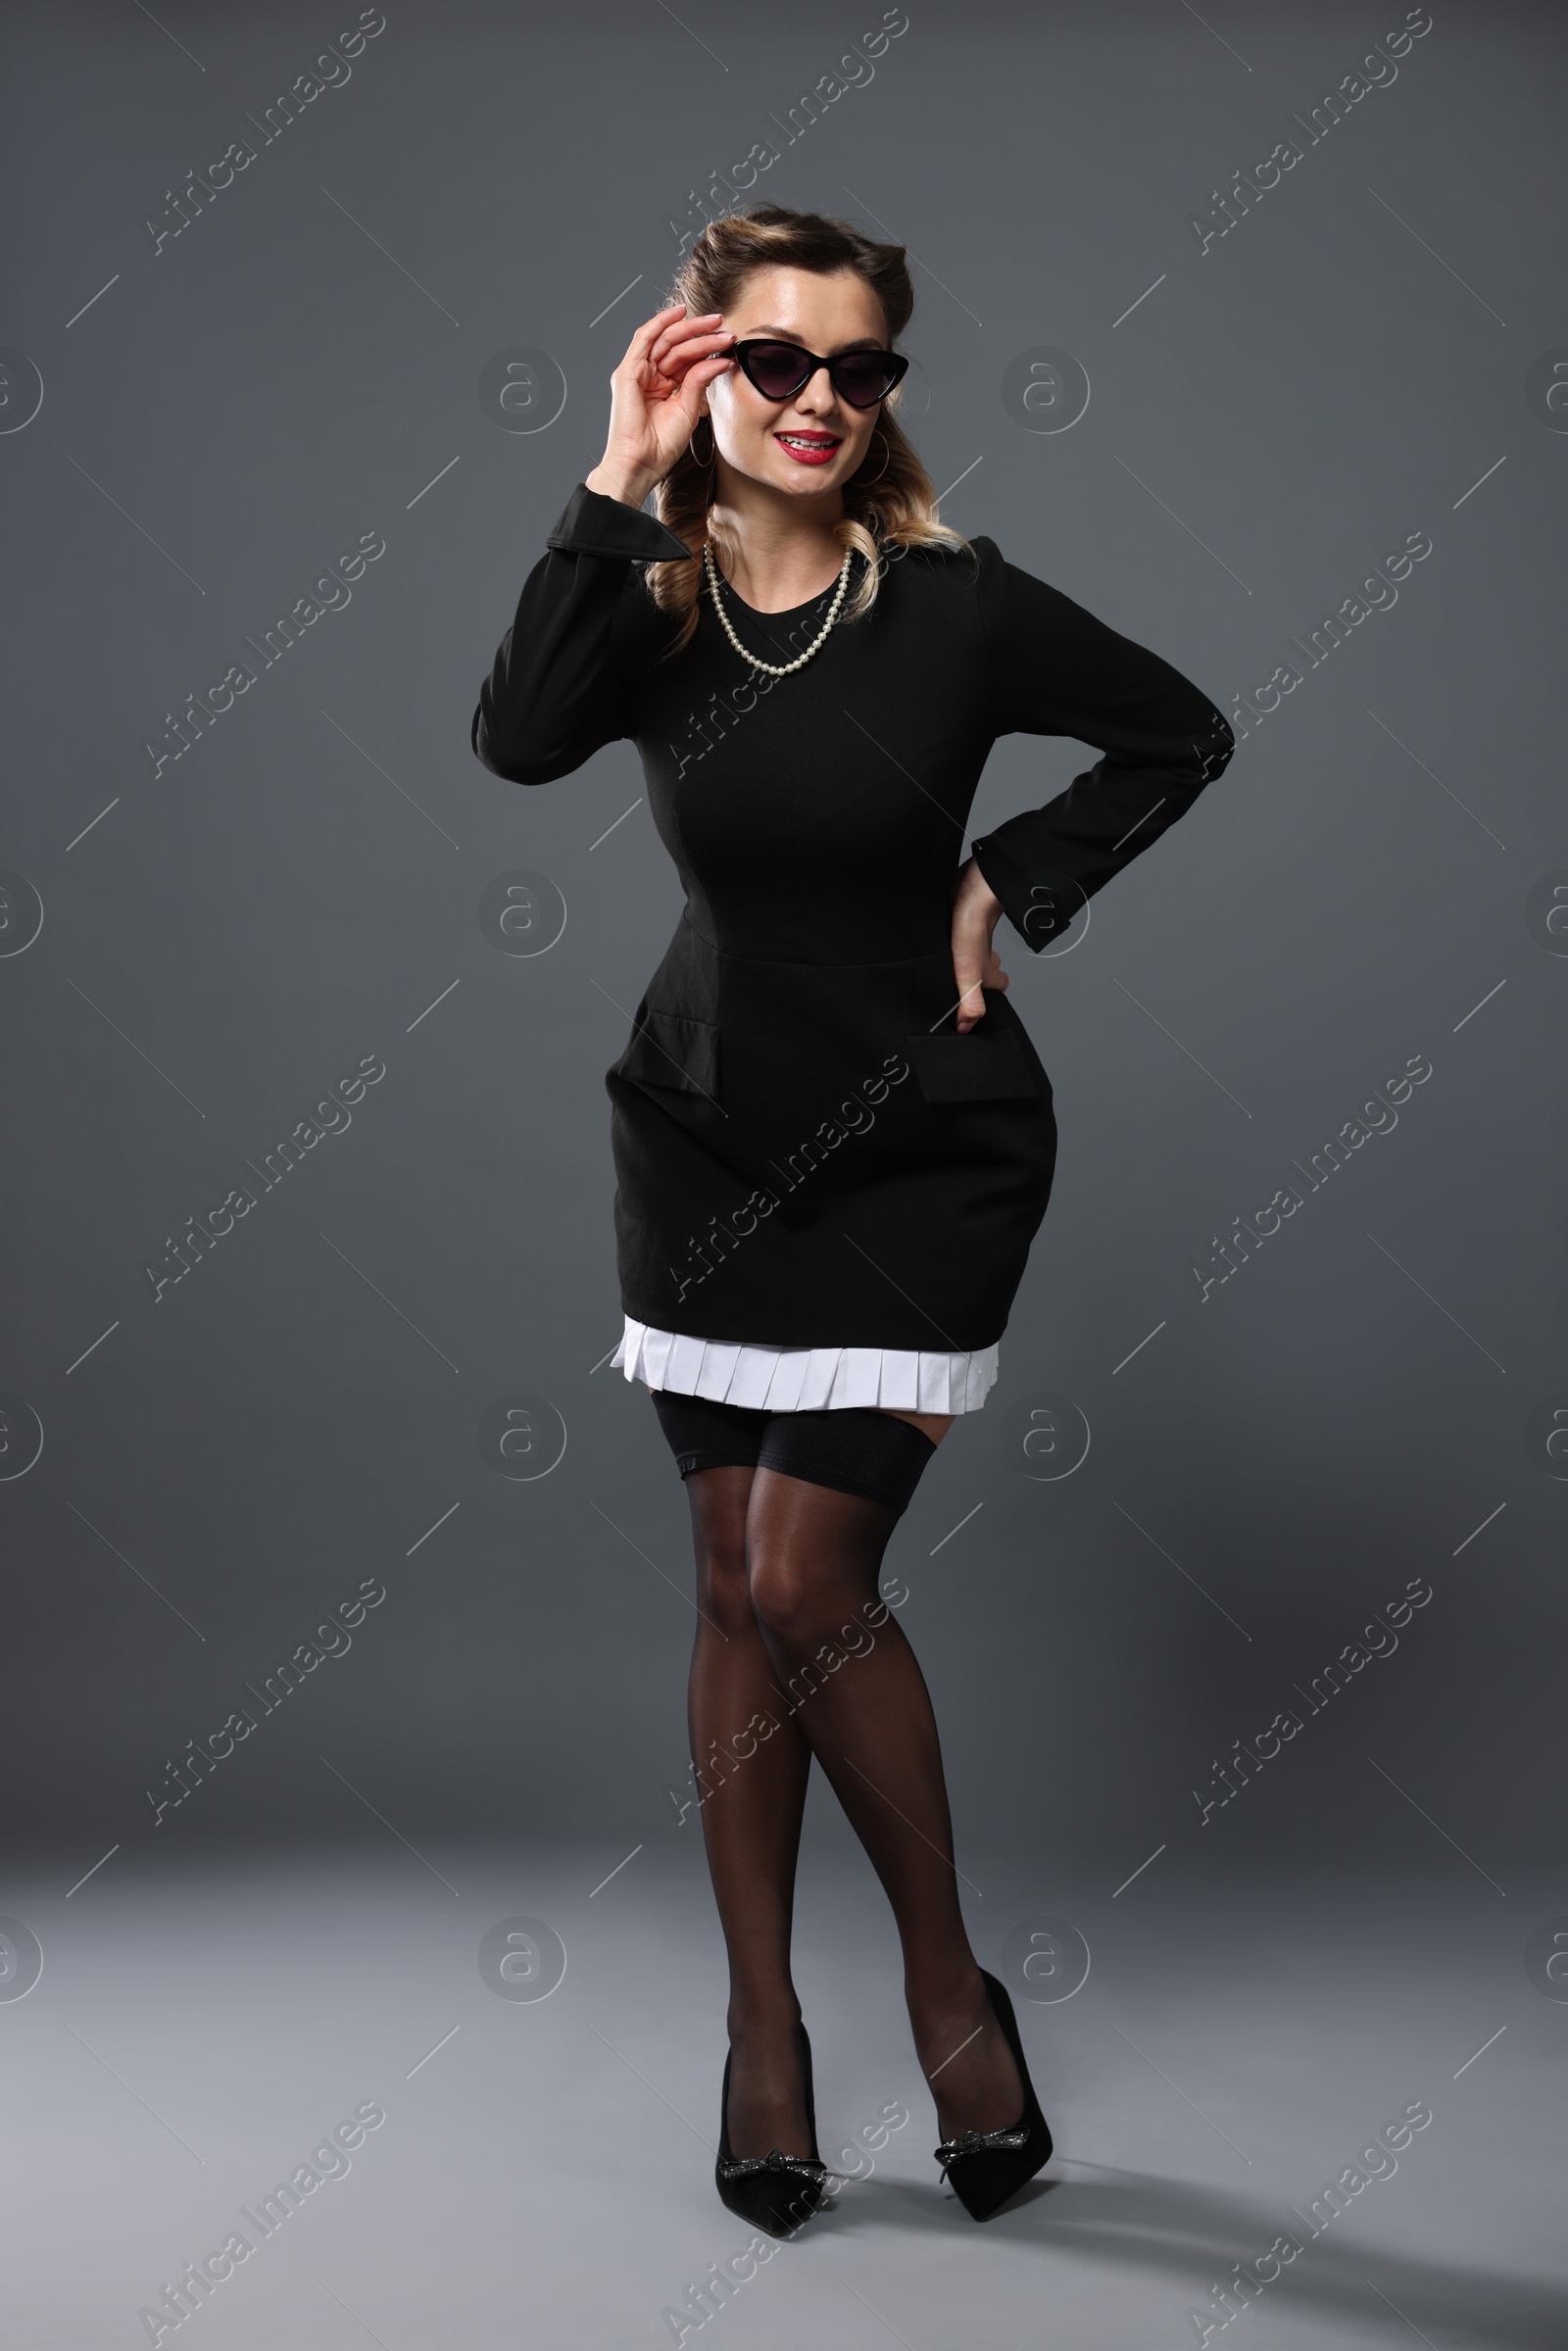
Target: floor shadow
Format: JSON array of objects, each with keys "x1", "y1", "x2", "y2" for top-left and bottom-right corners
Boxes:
[{"x1": 819, "y1": 2161, "x2": 1566, "y2": 2347}]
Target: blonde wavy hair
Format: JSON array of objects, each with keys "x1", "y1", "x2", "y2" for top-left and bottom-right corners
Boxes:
[{"x1": 647, "y1": 204, "x2": 968, "y2": 658}]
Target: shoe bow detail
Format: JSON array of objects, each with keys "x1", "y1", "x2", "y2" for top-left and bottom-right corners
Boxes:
[
  {"x1": 716, "y1": 2148, "x2": 831, "y2": 2184},
  {"x1": 933, "y1": 2120, "x2": 1030, "y2": 2171}
]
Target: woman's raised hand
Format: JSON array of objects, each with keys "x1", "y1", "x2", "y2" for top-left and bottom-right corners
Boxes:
[
  {"x1": 584, "y1": 303, "x2": 735, "y2": 510},
  {"x1": 951, "y1": 857, "x2": 1008, "y2": 1031}
]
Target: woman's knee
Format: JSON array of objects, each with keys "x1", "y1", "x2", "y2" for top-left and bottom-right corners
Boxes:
[
  {"x1": 747, "y1": 1543, "x2": 876, "y2": 1660},
  {"x1": 746, "y1": 1547, "x2": 813, "y2": 1649},
  {"x1": 697, "y1": 1550, "x2": 756, "y2": 1637}
]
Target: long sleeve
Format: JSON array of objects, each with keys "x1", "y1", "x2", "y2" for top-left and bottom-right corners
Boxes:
[
  {"x1": 968, "y1": 539, "x2": 1236, "y2": 951},
  {"x1": 470, "y1": 483, "x2": 692, "y2": 784}
]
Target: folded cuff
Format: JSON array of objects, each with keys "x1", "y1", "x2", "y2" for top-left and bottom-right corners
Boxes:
[{"x1": 545, "y1": 481, "x2": 693, "y2": 563}]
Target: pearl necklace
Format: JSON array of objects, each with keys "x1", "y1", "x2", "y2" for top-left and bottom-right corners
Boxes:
[{"x1": 703, "y1": 541, "x2": 855, "y2": 677}]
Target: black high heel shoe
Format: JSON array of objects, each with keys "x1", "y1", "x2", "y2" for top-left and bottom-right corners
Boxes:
[
  {"x1": 715, "y1": 2023, "x2": 831, "y2": 2237},
  {"x1": 933, "y1": 1969, "x2": 1053, "y2": 2221}
]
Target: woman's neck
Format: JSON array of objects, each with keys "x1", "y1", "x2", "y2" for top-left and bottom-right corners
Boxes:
[{"x1": 707, "y1": 464, "x2": 847, "y2": 613}]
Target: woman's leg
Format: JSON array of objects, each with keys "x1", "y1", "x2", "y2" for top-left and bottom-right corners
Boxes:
[
  {"x1": 662, "y1": 1415, "x2": 817, "y2": 2160},
  {"x1": 744, "y1": 1414, "x2": 1024, "y2": 2144}
]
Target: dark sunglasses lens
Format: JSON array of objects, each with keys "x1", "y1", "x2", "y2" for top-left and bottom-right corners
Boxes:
[
  {"x1": 745, "y1": 343, "x2": 811, "y2": 399},
  {"x1": 832, "y1": 354, "x2": 900, "y2": 407}
]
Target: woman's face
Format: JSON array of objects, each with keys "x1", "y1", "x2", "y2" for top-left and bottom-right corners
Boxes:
[{"x1": 704, "y1": 265, "x2": 891, "y2": 498}]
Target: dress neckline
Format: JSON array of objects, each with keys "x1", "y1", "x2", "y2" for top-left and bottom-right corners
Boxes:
[{"x1": 706, "y1": 555, "x2": 848, "y2": 623}]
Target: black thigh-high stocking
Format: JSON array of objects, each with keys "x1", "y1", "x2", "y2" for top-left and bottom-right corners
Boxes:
[
  {"x1": 744, "y1": 1461, "x2": 1024, "y2": 2144},
  {"x1": 682, "y1": 1463, "x2": 815, "y2": 2159}
]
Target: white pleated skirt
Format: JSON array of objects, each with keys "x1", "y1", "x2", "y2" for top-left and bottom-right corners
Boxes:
[{"x1": 612, "y1": 1316, "x2": 1000, "y2": 1414}]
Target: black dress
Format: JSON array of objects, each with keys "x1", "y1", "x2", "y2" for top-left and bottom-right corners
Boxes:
[{"x1": 471, "y1": 483, "x2": 1235, "y2": 1359}]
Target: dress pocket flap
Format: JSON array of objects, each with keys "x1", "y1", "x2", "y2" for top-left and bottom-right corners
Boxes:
[
  {"x1": 618, "y1": 1007, "x2": 720, "y2": 1100},
  {"x1": 904, "y1": 1029, "x2": 1036, "y2": 1103}
]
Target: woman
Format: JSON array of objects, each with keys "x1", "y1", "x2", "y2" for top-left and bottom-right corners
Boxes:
[{"x1": 471, "y1": 205, "x2": 1235, "y2": 2229}]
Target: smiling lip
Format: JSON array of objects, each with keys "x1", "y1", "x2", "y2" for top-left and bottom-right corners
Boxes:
[{"x1": 775, "y1": 431, "x2": 841, "y2": 465}]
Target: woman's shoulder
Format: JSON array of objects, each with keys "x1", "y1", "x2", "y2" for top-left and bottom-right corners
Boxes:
[
  {"x1": 873, "y1": 530, "x2": 990, "y2": 581},
  {"x1": 872, "y1": 531, "x2": 1007, "y2": 633},
  {"x1": 877, "y1": 529, "x2": 1005, "y2": 586}
]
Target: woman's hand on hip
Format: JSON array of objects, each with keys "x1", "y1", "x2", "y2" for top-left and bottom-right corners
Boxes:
[
  {"x1": 584, "y1": 304, "x2": 734, "y2": 510},
  {"x1": 951, "y1": 857, "x2": 1007, "y2": 1032}
]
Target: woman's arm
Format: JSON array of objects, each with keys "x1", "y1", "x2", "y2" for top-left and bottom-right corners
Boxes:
[
  {"x1": 968, "y1": 540, "x2": 1236, "y2": 953},
  {"x1": 469, "y1": 487, "x2": 691, "y2": 784},
  {"x1": 471, "y1": 303, "x2": 736, "y2": 786}
]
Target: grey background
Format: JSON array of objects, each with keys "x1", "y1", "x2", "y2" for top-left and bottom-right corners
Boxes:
[
  {"x1": 6, "y1": 8, "x2": 1567, "y2": 2345},
  {"x1": 3, "y1": 0, "x2": 1562, "y2": 1886}
]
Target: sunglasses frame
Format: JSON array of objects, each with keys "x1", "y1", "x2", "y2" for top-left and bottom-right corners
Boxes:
[{"x1": 729, "y1": 337, "x2": 910, "y2": 411}]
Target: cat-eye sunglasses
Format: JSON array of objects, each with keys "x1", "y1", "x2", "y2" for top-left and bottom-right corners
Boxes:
[{"x1": 729, "y1": 338, "x2": 909, "y2": 411}]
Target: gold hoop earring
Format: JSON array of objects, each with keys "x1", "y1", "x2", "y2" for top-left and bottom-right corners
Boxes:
[
  {"x1": 690, "y1": 416, "x2": 716, "y2": 466},
  {"x1": 857, "y1": 430, "x2": 892, "y2": 487}
]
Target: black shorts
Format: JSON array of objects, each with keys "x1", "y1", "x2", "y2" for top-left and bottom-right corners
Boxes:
[{"x1": 648, "y1": 1389, "x2": 939, "y2": 1519}]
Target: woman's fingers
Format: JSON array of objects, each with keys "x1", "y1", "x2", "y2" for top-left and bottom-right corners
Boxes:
[
  {"x1": 950, "y1": 855, "x2": 1007, "y2": 1027},
  {"x1": 952, "y1": 869, "x2": 1009, "y2": 1028},
  {"x1": 672, "y1": 353, "x2": 734, "y2": 412},
  {"x1": 646, "y1": 312, "x2": 723, "y2": 372},
  {"x1": 664, "y1": 327, "x2": 734, "y2": 372},
  {"x1": 624, "y1": 302, "x2": 691, "y2": 367},
  {"x1": 616, "y1": 307, "x2": 712, "y2": 402},
  {"x1": 953, "y1": 935, "x2": 986, "y2": 1029},
  {"x1": 643, "y1": 359, "x2": 732, "y2": 458},
  {"x1": 651, "y1": 325, "x2": 733, "y2": 389}
]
